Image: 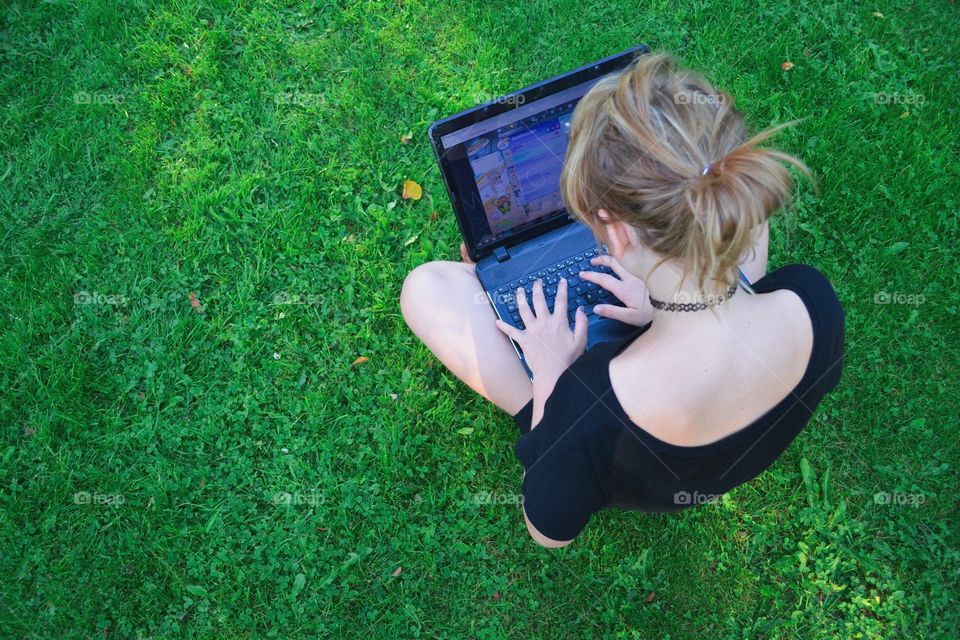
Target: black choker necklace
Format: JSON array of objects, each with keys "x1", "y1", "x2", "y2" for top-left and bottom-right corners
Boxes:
[{"x1": 649, "y1": 285, "x2": 739, "y2": 312}]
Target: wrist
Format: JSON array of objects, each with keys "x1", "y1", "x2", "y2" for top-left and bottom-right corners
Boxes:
[
  {"x1": 529, "y1": 373, "x2": 561, "y2": 431},
  {"x1": 532, "y1": 370, "x2": 562, "y2": 399}
]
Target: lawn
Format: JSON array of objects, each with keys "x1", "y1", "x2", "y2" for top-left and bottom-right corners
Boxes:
[{"x1": 0, "y1": 0, "x2": 957, "y2": 638}]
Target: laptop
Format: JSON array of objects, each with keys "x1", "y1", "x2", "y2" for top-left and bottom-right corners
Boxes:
[{"x1": 428, "y1": 45, "x2": 650, "y2": 378}]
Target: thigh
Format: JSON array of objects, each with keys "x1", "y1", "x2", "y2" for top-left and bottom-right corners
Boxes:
[{"x1": 400, "y1": 260, "x2": 533, "y2": 415}]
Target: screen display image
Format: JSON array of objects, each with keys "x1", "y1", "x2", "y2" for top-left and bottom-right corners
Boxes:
[
  {"x1": 437, "y1": 78, "x2": 601, "y2": 253},
  {"x1": 462, "y1": 104, "x2": 576, "y2": 246}
]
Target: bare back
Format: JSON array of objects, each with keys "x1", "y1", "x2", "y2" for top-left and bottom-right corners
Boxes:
[{"x1": 609, "y1": 289, "x2": 814, "y2": 447}]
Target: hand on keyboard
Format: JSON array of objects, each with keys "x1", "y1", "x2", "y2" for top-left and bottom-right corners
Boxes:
[
  {"x1": 494, "y1": 247, "x2": 624, "y2": 330},
  {"x1": 494, "y1": 277, "x2": 588, "y2": 384},
  {"x1": 578, "y1": 254, "x2": 654, "y2": 327}
]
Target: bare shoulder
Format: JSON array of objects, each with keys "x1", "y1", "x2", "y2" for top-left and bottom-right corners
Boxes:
[{"x1": 609, "y1": 290, "x2": 815, "y2": 446}]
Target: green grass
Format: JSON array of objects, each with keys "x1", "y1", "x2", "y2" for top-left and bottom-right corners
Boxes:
[{"x1": 1, "y1": 0, "x2": 957, "y2": 638}]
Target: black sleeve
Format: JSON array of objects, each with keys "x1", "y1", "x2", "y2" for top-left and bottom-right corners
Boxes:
[
  {"x1": 511, "y1": 337, "x2": 638, "y2": 540},
  {"x1": 513, "y1": 399, "x2": 534, "y2": 435},
  {"x1": 514, "y1": 390, "x2": 604, "y2": 541}
]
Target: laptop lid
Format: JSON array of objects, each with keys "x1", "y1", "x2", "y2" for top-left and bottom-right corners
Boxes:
[{"x1": 429, "y1": 44, "x2": 650, "y2": 262}]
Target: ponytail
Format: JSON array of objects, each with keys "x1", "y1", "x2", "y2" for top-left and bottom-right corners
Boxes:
[{"x1": 561, "y1": 53, "x2": 815, "y2": 298}]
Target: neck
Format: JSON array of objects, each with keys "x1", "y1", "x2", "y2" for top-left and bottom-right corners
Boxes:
[{"x1": 642, "y1": 262, "x2": 740, "y2": 324}]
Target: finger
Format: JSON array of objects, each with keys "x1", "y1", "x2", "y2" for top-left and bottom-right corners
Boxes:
[
  {"x1": 516, "y1": 287, "x2": 534, "y2": 325},
  {"x1": 593, "y1": 303, "x2": 642, "y2": 324},
  {"x1": 572, "y1": 306, "x2": 588, "y2": 350},
  {"x1": 579, "y1": 269, "x2": 624, "y2": 297},
  {"x1": 555, "y1": 277, "x2": 569, "y2": 318},
  {"x1": 591, "y1": 254, "x2": 629, "y2": 279},
  {"x1": 495, "y1": 319, "x2": 523, "y2": 343},
  {"x1": 531, "y1": 279, "x2": 549, "y2": 318}
]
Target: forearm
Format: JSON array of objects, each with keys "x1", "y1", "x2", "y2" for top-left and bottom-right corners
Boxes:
[{"x1": 529, "y1": 374, "x2": 561, "y2": 430}]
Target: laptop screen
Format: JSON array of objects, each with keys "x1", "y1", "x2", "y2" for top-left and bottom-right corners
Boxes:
[{"x1": 437, "y1": 78, "x2": 600, "y2": 252}]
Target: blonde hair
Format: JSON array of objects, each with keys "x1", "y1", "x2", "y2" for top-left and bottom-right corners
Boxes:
[{"x1": 560, "y1": 52, "x2": 813, "y2": 299}]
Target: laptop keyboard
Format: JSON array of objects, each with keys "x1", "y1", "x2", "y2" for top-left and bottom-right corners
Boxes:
[{"x1": 492, "y1": 246, "x2": 624, "y2": 329}]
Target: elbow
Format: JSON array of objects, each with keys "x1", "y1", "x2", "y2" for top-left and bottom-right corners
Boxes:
[
  {"x1": 529, "y1": 532, "x2": 573, "y2": 549},
  {"x1": 524, "y1": 508, "x2": 574, "y2": 548}
]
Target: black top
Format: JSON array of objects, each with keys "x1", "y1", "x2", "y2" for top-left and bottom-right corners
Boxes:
[{"x1": 512, "y1": 264, "x2": 845, "y2": 541}]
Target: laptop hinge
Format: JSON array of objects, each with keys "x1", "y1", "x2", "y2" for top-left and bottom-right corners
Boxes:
[{"x1": 493, "y1": 246, "x2": 510, "y2": 263}]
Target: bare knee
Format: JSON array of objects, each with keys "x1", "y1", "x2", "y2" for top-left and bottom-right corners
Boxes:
[
  {"x1": 400, "y1": 260, "x2": 532, "y2": 412},
  {"x1": 400, "y1": 261, "x2": 473, "y2": 333},
  {"x1": 399, "y1": 262, "x2": 439, "y2": 330}
]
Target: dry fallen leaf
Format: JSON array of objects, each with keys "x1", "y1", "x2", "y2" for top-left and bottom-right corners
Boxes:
[
  {"x1": 189, "y1": 291, "x2": 205, "y2": 314},
  {"x1": 646, "y1": 592, "x2": 656, "y2": 603},
  {"x1": 492, "y1": 591, "x2": 501, "y2": 601},
  {"x1": 400, "y1": 131, "x2": 413, "y2": 145},
  {"x1": 352, "y1": 356, "x2": 369, "y2": 366},
  {"x1": 872, "y1": 11, "x2": 885, "y2": 19},
  {"x1": 402, "y1": 179, "x2": 422, "y2": 200},
  {"x1": 900, "y1": 110, "x2": 910, "y2": 118},
  {"x1": 781, "y1": 61, "x2": 795, "y2": 71},
  {"x1": 429, "y1": 210, "x2": 438, "y2": 222},
  {"x1": 392, "y1": 566, "x2": 402, "y2": 578},
  {"x1": 404, "y1": 234, "x2": 419, "y2": 246}
]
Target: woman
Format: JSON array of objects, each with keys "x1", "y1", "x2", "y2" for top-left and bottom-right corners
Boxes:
[{"x1": 400, "y1": 53, "x2": 844, "y2": 547}]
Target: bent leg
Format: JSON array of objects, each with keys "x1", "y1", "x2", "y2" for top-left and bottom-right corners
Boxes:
[{"x1": 400, "y1": 261, "x2": 533, "y2": 415}]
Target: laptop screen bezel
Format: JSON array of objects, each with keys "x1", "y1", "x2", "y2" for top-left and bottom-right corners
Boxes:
[{"x1": 428, "y1": 44, "x2": 650, "y2": 262}]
